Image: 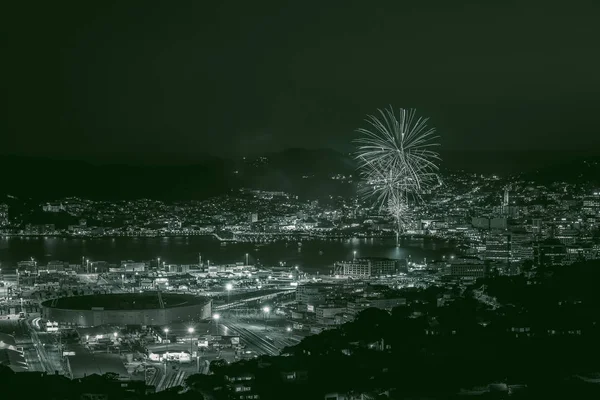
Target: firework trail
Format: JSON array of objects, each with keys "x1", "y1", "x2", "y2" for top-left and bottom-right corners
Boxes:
[{"x1": 354, "y1": 107, "x2": 441, "y2": 242}]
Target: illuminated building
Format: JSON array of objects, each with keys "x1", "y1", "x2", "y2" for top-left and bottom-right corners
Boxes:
[{"x1": 333, "y1": 258, "x2": 398, "y2": 277}]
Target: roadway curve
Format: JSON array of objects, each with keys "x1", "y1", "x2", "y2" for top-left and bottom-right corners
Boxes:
[{"x1": 24, "y1": 318, "x2": 57, "y2": 373}]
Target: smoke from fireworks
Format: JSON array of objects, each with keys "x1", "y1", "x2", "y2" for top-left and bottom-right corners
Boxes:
[{"x1": 354, "y1": 107, "x2": 441, "y2": 239}]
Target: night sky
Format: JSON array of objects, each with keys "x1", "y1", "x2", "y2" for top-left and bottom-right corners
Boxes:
[{"x1": 4, "y1": 1, "x2": 600, "y2": 163}]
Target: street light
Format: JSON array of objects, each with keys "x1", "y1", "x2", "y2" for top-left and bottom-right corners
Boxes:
[
  {"x1": 225, "y1": 283, "x2": 233, "y2": 304},
  {"x1": 262, "y1": 306, "x2": 270, "y2": 331},
  {"x1": 353, "y1": 250, "x2": 357, "y2": 261},
  {"x1": 187, "y1": 327, "x2": 195, "y2": 357},
  {"x1": 162, "y1": 327, "x2": 170, "y2": 371},
  {"x1": 163, "y1": 328, "x2": 169, "y2": 352},
  {"x1": 213, "y1": 313, "x2": 220, "y2": 334},
  {"x1": 245, "y1": 253, "x2": 249, "y2": 265}
]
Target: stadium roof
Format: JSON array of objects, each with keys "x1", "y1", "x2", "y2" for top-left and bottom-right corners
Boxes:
[
  {"x1": 0, "y1": 348, "x2": 28, "y2": 372},
  {"x1": 0, "y1": 333, "x2": 18, "y2": 347}
]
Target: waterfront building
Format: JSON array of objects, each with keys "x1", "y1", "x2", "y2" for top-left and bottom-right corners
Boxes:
[{"x1": 333, "y1": 257, "x2": 398, "y2": 278}]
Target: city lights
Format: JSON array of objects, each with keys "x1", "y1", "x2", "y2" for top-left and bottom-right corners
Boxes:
[{"x1": 3, "y1": 2, "x2": 599, "y2": 398}]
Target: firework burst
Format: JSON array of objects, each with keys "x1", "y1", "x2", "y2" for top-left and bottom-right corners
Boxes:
[{"x1": 354, "y1": 106, "x2": 441, "y2": 241}]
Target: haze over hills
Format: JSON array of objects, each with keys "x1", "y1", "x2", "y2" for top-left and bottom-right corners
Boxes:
[{"x1": 0, "y1": 149, "x2": 598, "y2": 200}]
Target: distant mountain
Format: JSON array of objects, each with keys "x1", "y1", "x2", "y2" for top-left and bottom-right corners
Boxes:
[
  {"x1": 518, "y1": 157, "x2": 600, "y2": 185},
  {"x1": 230, "y1": 148, "x2": 357, "y2": 199},
  {"x1": 1, "y1": 149, "x2": 597, "y2": 200},
  {"x1": 440, "y1": 150, "x2": 600, "y2": 175},
  {"x1": 265, "y1": 148, "x2": 355, "y2": 175},
  {"x1": 0, "y1": 150, "x2": 357, "y2": 200}
]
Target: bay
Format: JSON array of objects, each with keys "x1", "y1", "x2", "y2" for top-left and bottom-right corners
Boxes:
[{"x1": 0, "y1": 236, "x2": 455, "y2": 273}]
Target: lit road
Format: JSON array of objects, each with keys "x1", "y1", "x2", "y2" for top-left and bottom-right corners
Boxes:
[
  {"x1": 144, "y1": 361, "x2": 195, "y2": 392},
  {"x1": 24, "y1": 318, "x2": 54, "y2": 372},
  {"x1": 25, "y1": 317, "x2": 65, "y2": 374},
  {"x1": 159, "y1": 368, "x2": 189, "y2": 391},
  {"x1": 219, "y1": 317, "x2": 301, "y2": 357},
  {"x1": 0, "y1": 318, "x2": 44, "y2": 372},
  {"x1": 22, "y1": 342, "x2": 45, "y2": 372},
  {"x1": 145, "y1": 364, "x2": 163, "y2": 388},
  {"x1": 213, "y1": 289, "x2": 295, "y2": 312}
]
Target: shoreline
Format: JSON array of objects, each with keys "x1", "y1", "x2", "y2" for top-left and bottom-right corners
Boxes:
[{"x1": 0, "y1": 232, "x2": 448, "y2": 241}]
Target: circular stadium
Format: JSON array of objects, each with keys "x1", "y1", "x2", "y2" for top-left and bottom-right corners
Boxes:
[{"x1": 41, "y1": 292, "x2": 212, "y2": 327}]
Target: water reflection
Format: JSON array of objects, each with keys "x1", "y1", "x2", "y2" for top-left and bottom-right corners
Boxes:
[{"x1": 0, "y1": 236, "x2": 453, "y2": 272}]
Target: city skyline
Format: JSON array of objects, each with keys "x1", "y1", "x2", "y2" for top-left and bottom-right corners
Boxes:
[{"x1": 3, "y1": 2, "x2": 600, "y2": 398}]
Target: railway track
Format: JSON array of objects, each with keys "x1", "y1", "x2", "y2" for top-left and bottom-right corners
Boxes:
[{"x1": 222, "y1": 321, "x2": 280, "y2": 356}]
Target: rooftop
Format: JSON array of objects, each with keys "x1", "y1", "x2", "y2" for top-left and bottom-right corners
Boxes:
[
  {"x1": 0, "y1": 333, "x2": 17, "y2": 347},
  {"x1": 0, "y1": 346, "x2": 28, "y2": 372}
]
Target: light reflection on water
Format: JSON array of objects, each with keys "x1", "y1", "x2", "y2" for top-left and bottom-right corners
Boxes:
[{"x1": 0, "y1": 236, "x2": 454, "y2": 271}]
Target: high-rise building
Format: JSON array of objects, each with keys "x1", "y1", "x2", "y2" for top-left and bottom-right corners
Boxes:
[
  {"x1": 532, "y1": 219, "x2": 543, "y2": 235},
  {"x1": 499, "y1": 186, "x2": 510, "y2": 216},
  {"x1": 510, "y1": 231, "x2": 534, "y2": 262},
  {"x1": 249, "y1": 213, "x2": 258, "y2": 223},
  {"x1": 583, "y1": 193, "x2": 600, "y2": 216},
  {"x1": 485, "y1": 234, "x2": 511, "y2": 262}
]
